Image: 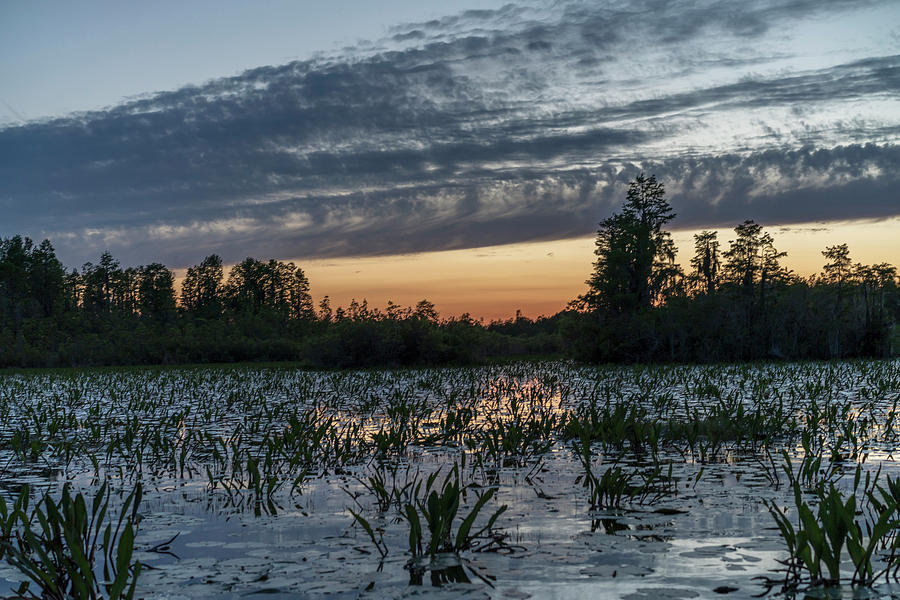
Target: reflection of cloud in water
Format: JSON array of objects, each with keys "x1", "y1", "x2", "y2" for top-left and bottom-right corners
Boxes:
[{"x1": 2, "y1": 360, "x2": 900, "y2": 596}]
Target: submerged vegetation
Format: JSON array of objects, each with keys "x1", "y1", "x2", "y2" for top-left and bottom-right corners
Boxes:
[{"x1": 0, "y1": 359, "x2": 900, "y2": 597}]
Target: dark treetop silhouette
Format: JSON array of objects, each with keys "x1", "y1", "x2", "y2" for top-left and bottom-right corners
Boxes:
[{"x1": 0, "y1": 175, "x2": 897, "y2": 367}]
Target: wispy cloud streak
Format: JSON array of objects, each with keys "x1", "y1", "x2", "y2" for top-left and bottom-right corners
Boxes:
[{"x1": 1, "y1": 0, "x2": 898, "y2": 265}]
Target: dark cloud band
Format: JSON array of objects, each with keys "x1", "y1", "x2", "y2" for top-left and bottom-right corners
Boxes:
[{"x1": 1, "y1": 0, "x2": 898, "y2": 266}]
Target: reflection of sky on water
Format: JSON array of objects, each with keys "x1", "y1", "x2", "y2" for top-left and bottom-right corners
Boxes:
[{"x1": 1, "y1": 360, "x2": 900, "y2": 597}]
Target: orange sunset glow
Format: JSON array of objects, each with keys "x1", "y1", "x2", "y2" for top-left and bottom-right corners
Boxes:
[{"x1": 295, "y1": 216, "x2": 900, "y2": 322}]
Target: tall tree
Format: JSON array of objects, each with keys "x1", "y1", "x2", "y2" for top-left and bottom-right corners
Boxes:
[
  {"x1": 81, "y1": 251, "x2": 122, "y2": 314},
  {"x1": 821, "y1": 244, "x2": 853, "y2": 287},
  {"x1": 26, "y1": 240, "x2": 64, "y2": 318},
  {"x1": 819, "y1": 243, "x2": 855, "y2": 356},
  {"x1": 580, "y1": 174, "x2": 678, "y2": 314},
  {"x1": 0, "y1": 236, "x2": 32, "y2": 328},
  {"x1": 224, "y1": 257, "x2": 314, "y2": 319},
  {"x1": 224, "y1": 258, "x2": 267, "y2": 313},
  {"x1": 137, "y1": 263, "x2": 176, "y2": 321},
  {"x1": 115, "y1": 267, "x2": 139, "y2": 315},
  {"x1": 720, "y1": 220, "x2": 788, "y2": 357},
  {"x1": 318, "y1": 295, "x2": 333, "y2": 322},
  {"x1": 181, "y1": 254, "x2": 224, "y2": 317},
  {"x1": 289, "y1": 267, "x2": 315, "y2": 321},
  {"x1": 722, "y1": 220, "x2": 787, "y2": 296},
  {"x1": 689, "y1": 230, "x2": 720, "y2": 295},
  {"x1": 414, "y1": 299, "x2": 439, "y2": 322},
  {"x1": 856, "y1": 262, "x2": 899, "y2": 355}
]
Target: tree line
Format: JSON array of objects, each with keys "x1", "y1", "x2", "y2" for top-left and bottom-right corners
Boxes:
[
  {"x1": 0, "y1": 238, "x2": 555, "y2": 368},
  {"x1": 562, "y1": 174, "x2": 899, "y2": 362},
  {"x1": 1, "y1": 176, "x2": 897, "y2": 368}
]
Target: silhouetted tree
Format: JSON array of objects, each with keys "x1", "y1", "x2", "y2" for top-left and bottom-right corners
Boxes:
[
  {"x1": 317, "y1": 295, "x2": 333, "y2": 322},
  {"x1": 720, "y1": 221, "x2": 788, "y2": 357},
  {"x1": 819, "y1": 244, "x2": 855, "y2": 356},
  {"x1": 689, "y1": 230, "x2": 720, "y2": 295},
  {"x1": 856, "y1": 262, "x2": 898, "y2": 356},
  {"x1": 722, "y1": 220, "x2": 787, "y2": 294},
  {"x1": 0, "y1": 236, "x2": 32, "y2": 328},
  {"x1": 181, "y1": 254, "x2": 224, "y2": 317},
  {"x1": 1, "y1": 225, "x2": 898, "y2": 369},
  {"x1": 81, "y1": 251, "x2": 122, "y2": 314},
  {"x1": 137, "y1": 263, "x2": 176, "y2": 321},
  {"x1": 289, "y1": 267, "x2": 315, "y2": 321},
  {"x1": 347, "y1": 298, "x2": 370, "y2": 321},
  {"x1": 385, "y1": 300, "x2": 408, "y2": 320},
  {"x1": 414, "y1": 299, "x2": 439, "y2": 322},
  {"x1": 580, "y1": 174, "x2": 679, "y2": 314},
  {"x1": 224, "y1": 258, "x2": 268, "y2": 313},
  {"x1": 821, "y1": 244, "x2": 853, "y2": 287}
]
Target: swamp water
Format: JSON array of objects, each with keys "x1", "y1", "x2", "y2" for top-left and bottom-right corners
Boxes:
[{"x1": 2, "y1": 360, "x2": 900, "y2": 599}]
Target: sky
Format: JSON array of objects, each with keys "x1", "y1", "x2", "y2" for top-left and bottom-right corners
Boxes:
[{"x1": 2, "y1": 0, "x2": 899, "y2": 319}]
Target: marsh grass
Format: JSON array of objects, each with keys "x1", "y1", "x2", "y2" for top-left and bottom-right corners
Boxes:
[
  {"x1": 402, "y1": 463, "x2": 507, "y2": 558},
  {"x1": 2, "y1": 359, "x2": 900, "y2": 596},
  {"x1": 349, "y1": 460, "x2": 507, "y2": 584},
  {"x1": 572, "y1": 437, "x2": 676, "y2": 509},
  {"x1": 0, "y1": 482, "x2": 142, "y2": 600}
]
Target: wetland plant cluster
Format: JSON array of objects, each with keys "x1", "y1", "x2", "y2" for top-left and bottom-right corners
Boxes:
[
  {"x1": 1, "y1": 359, "x2": 900, "y2": 597},
  {"x1": 0, "y1": 483, "x2": 141, "y2": 600}
]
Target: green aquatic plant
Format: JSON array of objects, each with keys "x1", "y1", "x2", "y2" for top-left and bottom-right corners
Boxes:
[
  {"x1": 581, "y1": 463, "x2": 635, "y2": 509},
  {"x1": 3, "y1": 358, "x2": 900, "y2": 597},
  {"x1": 348, "y1": 509, "x2": 389, "y2": 559},
  {"x1": 571, "y1": 437, "x2": 632, "y2": 509},
  {"x1": 10, "y1": 427, "x2": 46, "y2": 464},
  {"x1": 561, "y1": 400, "x2": 652, "y2": 454},
  {"x1": 572, "y1": 438, "x2": 675, "y2": 509},
  {"x1": 767, "y1": 469, "x2": 900, "y2": 591},
  {"x1": 356, "y1": 462, "x2": 423, "y2": 513},
  {"x1": 422, "y1": 407, "x2": 475, "y2": 446},
  {"x1": 781, "y1": 433, "x2": 843, "y2": 491},
  {"x1": 0, "y1": 482, "x2": 143, "y2": 600},
  {"x1": 474, "y1": 410, "x2": 556, "y2": 468},
  {"x1": 349, "y1": 460, "x2": 507, "y2": 563},
  {"x1": 403, "y1": 464, "x2": 506, "y2": 558},
  {"x1": 371, "y1": 423, "x2": 413, "y2": 458},
  {"x1": 632, "y1": 460, "x2": 677, "y2": 504}
]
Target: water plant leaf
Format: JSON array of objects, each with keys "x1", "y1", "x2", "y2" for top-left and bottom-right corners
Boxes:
[{"x1": 455, "y1": 488, "x2": 495, "y2": 550}]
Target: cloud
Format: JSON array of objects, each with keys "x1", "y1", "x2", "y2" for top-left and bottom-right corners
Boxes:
[{"x1": 1, "y1": 0, "x2": 899, "y2": 267}]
